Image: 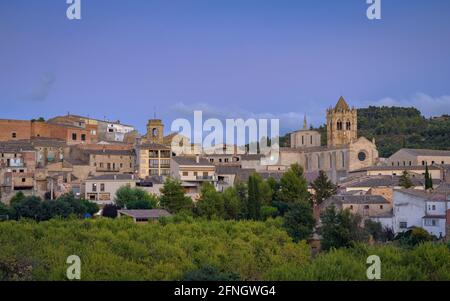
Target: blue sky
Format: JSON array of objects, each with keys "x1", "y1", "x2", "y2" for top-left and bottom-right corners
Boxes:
[{"x1": 1, "y1": 0, "x2": 450, "y2": 134}]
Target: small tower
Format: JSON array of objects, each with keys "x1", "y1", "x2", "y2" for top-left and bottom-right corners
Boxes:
[
  {"x1": 326, "y1": 96, "x2": 357, "y2": 147},
  {"x1": 145, "y1": 119, "x2": 164, "y2": 144}
]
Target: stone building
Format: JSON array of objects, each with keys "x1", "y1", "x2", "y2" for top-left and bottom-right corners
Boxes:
[
  {"x1": 0, "y1": 118, "x2": 97, "y2": 145},
  {"x1": 388, "y1": 148, "x2": 450, "y2": 167},
  {"x1": 275, "y1": 97, "x2": 379, "y2": 182}
]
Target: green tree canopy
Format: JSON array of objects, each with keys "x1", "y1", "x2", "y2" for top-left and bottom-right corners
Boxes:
[
  {"x1": 320, "y1": 206, "x2": 368, "y2": 251},
  {"x1": 115, "y1": 186, "x2": 158, "y2": 209},
  {"x1": 276, "y1": 164, "x2": 310, "y2": 205},
  {"x1": 311, "y1": 170, "x2": 337, "y2": 205},
  {"x1": 160, "y1": 178, "x2": 192, "y2": 214},
  {"x1": 282, "y1": 202, "x2": 315, "y2": 242},
  {"x1": 399, "y1": 171, "x2": 414, "y2": 189}
]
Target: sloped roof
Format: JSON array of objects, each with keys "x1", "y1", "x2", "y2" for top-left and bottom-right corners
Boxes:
[
  {"x1": 118, "y1": 209, "x2": 171, "y2": 219},
  {"x1": 0, "y1": 140, "x2": 35, "y2": 152},
  {"x1": 334, "y1": 96, "x2": 350, "y2": 111},
  {"x1": 86, "y1": 174, "x2": 135, "y2": 181},
  {"x1": 399, "y1": 148, "x2": 450, "y2": 157},
  {"x1": 327, "y1": 194, "x2": 390, "y2": 205}
]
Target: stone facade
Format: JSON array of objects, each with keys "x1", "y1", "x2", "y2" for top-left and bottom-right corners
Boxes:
[{"x1": 277, "y1": 97, "x2": 378, "y2": 182}]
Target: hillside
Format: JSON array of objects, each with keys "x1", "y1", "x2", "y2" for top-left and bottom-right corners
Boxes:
[{"x1": 281, "y1": 107, "x2": 450, "y2": 158}]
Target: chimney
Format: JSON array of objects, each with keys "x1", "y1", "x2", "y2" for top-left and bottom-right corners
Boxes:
[{"x1": 196, "y1": 154, "x2": 200, "y2": 164}]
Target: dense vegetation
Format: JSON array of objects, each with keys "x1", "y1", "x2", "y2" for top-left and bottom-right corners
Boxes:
[
  {"x1": 280, "y1": 106, "x2": 450, "y2": 157},
  {"x1": 1, "y1": 163, "x2": 448, "y2": 281},
  {"x1": 0, "y1": 217, "x2": 448, "y2": 281}
]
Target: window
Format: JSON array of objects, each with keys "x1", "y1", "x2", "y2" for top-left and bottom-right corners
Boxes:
[
  {"x1": 409, "y1": 161, "x2": 412, "y2": 166},
  {"x1": 225, "y1": 158, "x2": 229, "y2": 163},
  {"x1": 11, "y1": 132, "x2": 17, "y2": 139},
  {"x1": 219, "y1": 159, "x2": 222, "y2": 163},
  {"x1": 149, "y1": 159, "x2": 159, "y2": 168},
  {"x1": 346, "y1": 121, "x2": 351, "y2": 130},
  {"x1": 380, "y1": 205, "x2": 384, "y2": 209},
  {"x1": 310, "y1": 135, "x2": 313, "y2": 144},
  {"x1": 399, "y1": 222, "x2": 408, "y2": 229},
  {"x1": 349, "y1": 205, "x2": 354, "y2": 210},
  {"x1": 203, "y1": 172, "x2": 208, "y2": 177},
  {"x1": 364, "y1": 205, "x2": 370, "y2": 210},
  {"x1": 81, "y1": 134, "x2": 86, "y2": 141},
  {"x1": 72, "y1": 133, "x2": 77, "y2": 140},
  {"x1": 337, "y1": 121, "x2": 343, "y2": 130},
  {"x1": 424, "y1": 219, "x2": 437, "y2": 227},
  {"x1": 100, "y1": 183, "x2": 105, "y2": 192},
  {"x1": 302, "y1": 136, "x2": 304, "y2": 145},
  {"x1": 194, "y1": 172, "x2": 198, "y2": 177},
  {"x1": 120, "y1": 163, "x2": 123, "y2": 168},
  {"x1": 92, "y1": 183, "x2": 97, "y2": 192},
  {"x1": 358, "y1": 152, "x2": 366, "y2": 162},
  {"x1": 182, "y1": 171, "x2": 189, "y2": 176},
  {"x1": 422, "y1": 161, "x2": 426, "y2": 166},
  {"x1": 21, "y1": 178, "x2": 26, "y2": 182}
]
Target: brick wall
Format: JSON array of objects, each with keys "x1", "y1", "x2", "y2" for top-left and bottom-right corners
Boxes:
[{"x1": 0, "y1": 120, "x2": 32, "y2": 141}]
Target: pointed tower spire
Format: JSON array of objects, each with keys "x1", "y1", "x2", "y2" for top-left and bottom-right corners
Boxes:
[{"x1": 303, "y1": 114, "x2": 308, "y2": 130}]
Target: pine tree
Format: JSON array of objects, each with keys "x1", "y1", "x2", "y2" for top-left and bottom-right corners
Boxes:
[
  {"x1": 247, "y1": 173, "x2": 262, "y2": 220},
  {"x1": 424, "y1": 164, "x2": 433, "y2": 190},
  {"x1": 311, "y1": 170, "x2": 337, "y2": 205}
]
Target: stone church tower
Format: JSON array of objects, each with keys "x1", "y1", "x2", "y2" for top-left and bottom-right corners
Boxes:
[
  {"x1": 326, "y1": 96, "x2": 357, "y2": 147},
  {"x1": 145, "y1": 119, "x2": 164, "y2": 144}
]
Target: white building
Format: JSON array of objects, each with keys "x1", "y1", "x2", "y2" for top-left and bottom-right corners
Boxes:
[{"x1": 387, "y1": 190, "x2": 449, "y2": 238}]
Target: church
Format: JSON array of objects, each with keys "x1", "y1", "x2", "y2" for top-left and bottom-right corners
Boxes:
[{"x1": 271, "y1": 97, "x2": 379, "y2": 182}]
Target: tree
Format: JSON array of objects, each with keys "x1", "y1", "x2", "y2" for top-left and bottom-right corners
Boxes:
[
  {"x1": 11, "y1": 196, "x2": 42, "y2": 220},
  {"x1": 311, "y1": 171, "x2": 337, "y2": 205},
  {"x1": 277, "y1": 164, "x2": 310, "y2": 205},
  {"x1": 160, "y1": 178, "x2": 192, "y2": 213},
  {"x1": 395, "y1": 227, "x2": 435, "y2": 247},
  {"x1": 182, "y1": 265, "x2": 240, "y2": 281},
  {"x1": 364, "y1": 219, "x2": 388, "y2": 241},
  {"x1": 195, "y1": 182, "x2": 225, "y2": 219},
  {"x1": 424, "y1": 164, "x2": 433, "y2": 190},
  {"x1": 102, "y1": 204, "x2": 119, "y2": 218},
  {"x1": 247, "y1": 173, "x2": 262, "y2": 220},
  {"x1": 222, "y1": 187, "x2": 242, "y2": 220},
  {"x1": 234, "y1": 181, "x2": 248, "y2": 219},
  {"x1": 9, "y1": 191, "x2": 25, "y2": 205},
  {"x1": 282, "y1": 202, "x2": 315, "y2": 242},
  {"x1": 320, "y1": 206, "x2": 368, "y2": 251},
  {"x1": 399, "y1": 170, "x2": 414, "y2": 189},
  {"x1": 115, "y1": 186, "x2": 158, "y2": 209}
]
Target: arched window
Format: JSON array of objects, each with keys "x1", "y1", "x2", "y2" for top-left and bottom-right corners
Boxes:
[
  {"x1": 152, "y1": 128, "x2": 158, "y2": 137},
  {"x1": 346, "y1": 120, "x2": 351, "y2": 130},
  {"x1": 337, "y1": 120, "x2": 343, "y2": 130}
]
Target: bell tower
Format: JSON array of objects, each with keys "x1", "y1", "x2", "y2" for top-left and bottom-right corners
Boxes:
[
  {"x1": 326, "y1": 96, "x2": 357, "y2": 147},
  {"x1": 145, "y1": 119, "x2": 164, "y2": 144}
]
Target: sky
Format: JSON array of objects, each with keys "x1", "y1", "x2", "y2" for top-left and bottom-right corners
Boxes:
[{"x1": 1, "y1": 0, "x2": 450, "y2": 135}]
